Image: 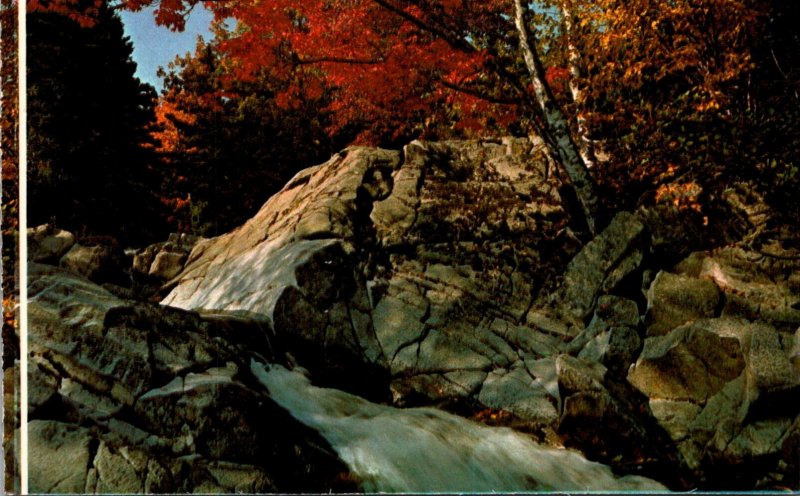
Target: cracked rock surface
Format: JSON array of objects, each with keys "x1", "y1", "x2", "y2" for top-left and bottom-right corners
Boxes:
[
  {"x1": 163, "y1": 138, "x2": 572, "y2": 418},
  {"x1": 158, "y1": 138, "x2": 798, "y2": 489},
  {"x1": 12, "y1": 139, "x2": 800, "y2": 492},
  {"x1": 13, "y1": 263, "x2": 356, "y2": 494}
]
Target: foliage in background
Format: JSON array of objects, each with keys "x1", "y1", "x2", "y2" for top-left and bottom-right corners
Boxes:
[
  {"x1": 1, "y1": 0, "x2": 19, "y2": 370},
  {"x1": 17, "y1": 0, "x2": 800, "y2": 246},
  {"x1": 27, "y1": 0, "x2": 167, "y2": 244},
  {"x1": 153, "y1": 38, "x2": 342, "y2": 236},
  {"x1": 567, "y1": 0, "x2": 799, "y2": 218}
]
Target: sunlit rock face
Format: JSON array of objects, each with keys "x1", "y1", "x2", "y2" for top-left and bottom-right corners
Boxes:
[{"x1": 162, "y1": 138, "x2": 575, "y2": 418}]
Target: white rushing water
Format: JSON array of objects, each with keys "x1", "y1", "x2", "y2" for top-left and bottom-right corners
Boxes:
[{"x1": 250, "y1": 360, "x2": 667, "y2": 493}]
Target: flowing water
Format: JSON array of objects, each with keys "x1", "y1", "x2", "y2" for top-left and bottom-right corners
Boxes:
[{"x1": 251, "y1": 360, "x2": 667, "y2": 492}]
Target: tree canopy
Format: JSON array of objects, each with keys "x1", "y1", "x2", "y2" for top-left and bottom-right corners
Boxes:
[
  {"x1": 153, "y1": 38, "x2": 340, "y2": 235},
  {"x1": 18, "y1": 0, "x2": 800, "y2": 241},
  {"x1": 27, "y1": 0, "x2": 167, "y2": 243},
  {"x1": 117, "y1": 0, "x2": 798, "y2": 231}
]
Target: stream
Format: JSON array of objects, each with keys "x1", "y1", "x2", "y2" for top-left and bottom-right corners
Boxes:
[{"x1": 250, "y1": 360, "x2": 667, "y2": 492}]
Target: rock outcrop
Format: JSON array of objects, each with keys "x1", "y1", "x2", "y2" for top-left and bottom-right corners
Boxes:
[
  {"x1": 133, "y1": 233, "x2": 200, "y2": 282},
  {"x1": 13, "y1": 263, "x2": 356, "y2": 493},
  {"x1": 15, "y1": 138, "x2": 800, "y2": 492},
  {"x1": 163, "y1": 139, "x2": 799, "y2": 489},
  {"x1": 162, "y1": 139, "x2": 574, "y2": 414}
]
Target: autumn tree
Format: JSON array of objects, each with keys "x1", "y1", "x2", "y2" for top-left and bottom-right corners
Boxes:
[
  {"x1": 126, "y1": 0, "x2": 791, "y2": 234},
  {"x1": 124, "y1": 0, "x2": 605, "y2": 232},
  {"x1": 153, "y1": 38, "x2": 341, "y2": 235},
  {"x1": 27, "y1": 0, "x2": 167, "y2": 243}
]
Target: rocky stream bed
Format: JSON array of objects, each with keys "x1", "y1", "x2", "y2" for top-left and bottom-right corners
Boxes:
[{"x1": 5, "y1": 138, "x2": 799, "y2": 492}]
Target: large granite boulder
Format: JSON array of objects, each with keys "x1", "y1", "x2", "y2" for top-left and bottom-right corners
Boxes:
[
  {"x1": 155, "y1": 139, "x2": 799, "y2": 490},
  {"x1": 162, "y1": 139, "x2": 572, "y2": 415}
]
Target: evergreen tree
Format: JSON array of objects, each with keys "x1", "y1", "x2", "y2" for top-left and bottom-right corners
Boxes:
[
  {"x1": 155, "y1": 39, "x2": 338, "y2": 236},
  {"x1": 27, "y1": 0, "x2": 167, "y2": 243}
]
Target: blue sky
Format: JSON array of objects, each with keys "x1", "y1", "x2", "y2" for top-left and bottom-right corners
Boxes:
[{"x1": 119, "y1": 5, "x2": 213, "y2": 91}]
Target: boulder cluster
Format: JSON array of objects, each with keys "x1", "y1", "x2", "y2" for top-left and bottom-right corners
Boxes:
[{"x1": 7, "y1": 138, "x2": 799, "y2": 491}]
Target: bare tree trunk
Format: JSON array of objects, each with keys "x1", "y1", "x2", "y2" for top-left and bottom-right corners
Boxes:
[
  {"x1": 561, "y1": 0, "x2": 597, "y2": 170},
  {"x1": 513, "y1": 0, "x2": 601, "y2": 235}
]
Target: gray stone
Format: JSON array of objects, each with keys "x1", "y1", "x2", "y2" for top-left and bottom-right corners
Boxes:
[
  {"x1": 27, "y1": 420, "x2": 92, "y2": 494},
  {"x1": 725, "y1": 418, "x2": 793, "y2": 460},
  {"x1": 649, "y1": 399, "x2": 702, "y2": 442},
  {"x1": 26, "y1": 359, "x2": 58, "y2": 414},
  {"x1": 206, "y1": 461, "x2": 274, "y2": 493},
  {"x1": 148, "y1": 250, "x2": 187, "y2": 280},
  {"x1": 595, "y1": 295, "x2": 641, "y2": 328},
  {"x1": 27, "y1": 224, "x2": 75, "y2": 263},
  {"x1": 628, "y1": 320, "x2": 745, "y2": 403},
  {"x1": 556, "y1": 354, "x2": 607, "y2": 395},
  {"x1": 59, "y1": 242, "x2": 126, "y2": 284},
  {"x1": 689, "y1": 374, "x2": 748, "y2": 446},
  {"x1": 132, "y1": 242, "x2": 161, "y2": 275},
  {"x1": 477, "y1": 365, "x2": 558, "y2": 425},
  {"x1": 561, "y1": 211, "x2": 646, "y2": 322},
  {"x1": 644, "y1": 271, "x2": 721, "y2": 337},
  {"x1": 91, "y1": 443, "x2": 144, "y2": 493},
  {"x1": 578, "y1": 326, "x2": 641, "y2": 374},
  {"x1": 698, "y1": 247, "x2": 800, "y2": 328},
  {"x1": 745, "y1": 323, "x2": 800, "y2": 411}
]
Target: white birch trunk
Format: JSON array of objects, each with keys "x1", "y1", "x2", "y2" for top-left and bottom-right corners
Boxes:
[
  {"x1": 561, "y1": 0, "x2": 596, "y2": 170},
  {"x1": 513, "y1": 0, "x2": 600, "y2": 234}
]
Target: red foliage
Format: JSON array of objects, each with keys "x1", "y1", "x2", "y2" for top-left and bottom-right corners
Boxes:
[
  {"x1": 127, "y1": 0, "x2": 520, "y2": 144},
  {"x1": 27, "y1": 0, "x2": 103, "y2": 27}
]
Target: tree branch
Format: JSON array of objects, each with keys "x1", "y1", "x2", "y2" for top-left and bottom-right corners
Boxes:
[
  {"x1": 296, "y1": 55, "x2": 385, "y2": 65},
  {"x1": 372, "y1": 0, "x2": 477, "y2": 54},
  {"x1": 439, "y1": 79, "x2": 518, "y2": 105}
]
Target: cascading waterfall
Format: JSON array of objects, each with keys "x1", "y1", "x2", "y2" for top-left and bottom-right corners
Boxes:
[{"x1": 250, "y1": 360, "x2": 667, "y2": 492}]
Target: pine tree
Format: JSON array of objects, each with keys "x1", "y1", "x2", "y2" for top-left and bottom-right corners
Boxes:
[
  {"x1": 27, "y1": 0, "x2": 166, "y2": 243},
  {"x1": 155, "y1": 39, "x2": 338, "y2": 235}
]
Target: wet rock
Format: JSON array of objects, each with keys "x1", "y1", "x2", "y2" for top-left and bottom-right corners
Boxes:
[
  {"x1": 27, "y1": 224, "x2": 75, "y2": 263},
  {"x1": 25, "y1": 261, "x2": 358, "y2": 493},
  {"x1": 644, "y1": 271, "x2": 721, "y2": 337},
  {"x1": 161, "y1": 139, "x2": 567, "y2": 410}
]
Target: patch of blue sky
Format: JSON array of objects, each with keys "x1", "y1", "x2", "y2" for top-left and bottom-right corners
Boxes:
[{"x1": 119, "y1": 4, "x2": 213, "y2": 91}]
